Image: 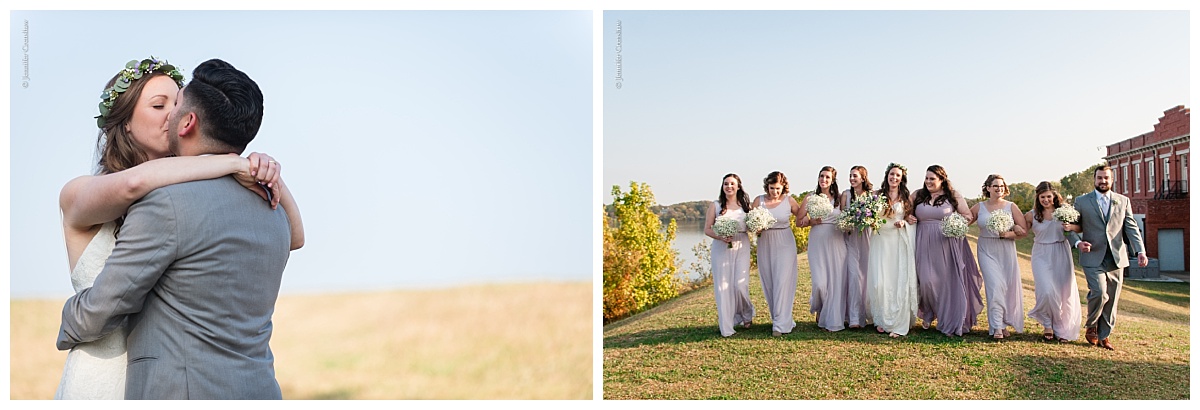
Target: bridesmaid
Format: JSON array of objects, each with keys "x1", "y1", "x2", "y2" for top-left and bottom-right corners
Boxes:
[
  {"x1": 970, "y1": 174, "x2": 1028, "y2": 340},
  {"x1": 841, "y1": 165, "x2": 873, "y2": 329},
  {"x1": 907, "y1": 165, "x2": 983, "y2": 337},
  {"x1": 1023, "y1": 181, "x2": 1083, "y2": 342},
  {"x1": 705, "y1": 174, "x2": 756, "y2": 337},
  {"x1": 866, "y1": 163, "x2": 918, "y2": 338},
  {"x1": 753, "y1": 171, "x2": 802, "y2": 336},
  {"x1": 797, "y1": 166, "x2": 848, "y2": 332}
]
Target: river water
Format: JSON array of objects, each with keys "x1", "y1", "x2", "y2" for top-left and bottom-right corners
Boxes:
[{"x1": 669, "y1": 219, "x2": 709, "y2": 282}]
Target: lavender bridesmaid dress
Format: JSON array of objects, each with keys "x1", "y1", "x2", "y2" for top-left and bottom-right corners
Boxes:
[
  {"x1": 808, "y1": 204, "x2": 848, "y2": 331},
  {"x1": 976, "y1": 202, "x2": 1025, "y2": 337},
  {"x1": 711, "y1": 202, "x2": 755, "y2": 337},
  {"x1": 914, "y1": 199, "x2": 983, "y2": 336},
  {"x1": 1027, "y1": 215, "x2": 1082, "y2": 341},
  {"x1": 755, "y1": 196, "x2": 798, "y2": 335},
  {"x1": 843, "y1": 192, "x2": 872, "y2": 328}
]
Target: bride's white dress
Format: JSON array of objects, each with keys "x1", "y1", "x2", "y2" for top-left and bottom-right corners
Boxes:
[
  {"x1": 55, "y1": 221, "x2": 127, "y2": 400},
  {"x1": 865, "y1": 201, "x2": 919, "y2": 335}
]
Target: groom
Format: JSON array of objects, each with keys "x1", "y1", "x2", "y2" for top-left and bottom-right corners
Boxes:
[
  {"x1": 57, "y1": 59, "x2": 291, "y2": 399},
  {"x1": 1067, "y1": 165, "x2": 1147, "y2": 351}
]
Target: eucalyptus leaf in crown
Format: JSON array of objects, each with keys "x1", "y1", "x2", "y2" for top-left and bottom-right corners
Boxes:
[{"x1": 95, "y1": 56, "x2": 185, "y2": 128}]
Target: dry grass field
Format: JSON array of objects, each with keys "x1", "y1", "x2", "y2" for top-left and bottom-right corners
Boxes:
[{"x1": 11, "y1": 281, "x2": 593, "y2": 400}]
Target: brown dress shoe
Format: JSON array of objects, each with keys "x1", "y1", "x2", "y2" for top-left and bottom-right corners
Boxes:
[
  {"x1": 1100, "y1": 338, "x2": 1115, "y2": 351},
  {"x1": 1085, "y1": 327, "x2": 1098, "y2": 345}
]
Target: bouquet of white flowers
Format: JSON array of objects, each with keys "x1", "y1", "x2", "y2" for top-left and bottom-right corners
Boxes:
[
  {"x1": 835, "y1": 211, "x2": 855, "y2": 232},
  {"x1": 985, "y1": 209, "x2": 1014, "y2": 235},
  {"x1": 806, "y1": 193, "x2": 834, "y2": 220},
  {"x1": 842, "y1": 193, "x2": 889, "y2": 234},
  {"x1": 744, "y1": 206, "x2": 777, "y2": 247},
  {"x1": 712, "y1": 215, "x2": 740, "y2": 248},
  {"x1": 941, "y1": 213, "x2": 968, "y2": 238},
  {"x1": 1052, "y1": 204, "x2": 1080, "y2": 224},
  {"x1": 745, "y1": 207, "x2": 776, "y2": 235}
]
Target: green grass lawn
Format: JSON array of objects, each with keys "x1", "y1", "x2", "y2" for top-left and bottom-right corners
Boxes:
[{"x1": 603, "y1": 234, "x2": 1189, "y2": 400}]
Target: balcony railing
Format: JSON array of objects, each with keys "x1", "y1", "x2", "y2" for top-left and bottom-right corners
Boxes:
[{"x1": 1154, "y1": 180, "x2": 1189, "y2": 200}]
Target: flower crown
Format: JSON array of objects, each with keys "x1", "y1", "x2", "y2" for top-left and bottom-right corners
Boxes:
[
  {"x1": 95, "y1": 56, "x2": 184, "y2": 128},
  {"x1": 888, "y1": 162, "x2": 907, "y2": 173}
]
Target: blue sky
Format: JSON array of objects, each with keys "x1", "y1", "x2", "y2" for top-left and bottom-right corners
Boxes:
[
  {"x1": 8, "y1": 10, "x2": 593, "y2": 298},
  {"x1": 603, "y1": 10, "x2": 1190, "y2": 205}
]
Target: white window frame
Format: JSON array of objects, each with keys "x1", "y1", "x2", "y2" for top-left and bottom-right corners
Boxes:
[
  {"x1": 1134, "y1": 162, "x2": 1141, "y2": 193},
  {"x1": 1148, "y1": 158, "x2": 1155, "y2": 192},
  {"x1": 1122, "y1": 164, "x2": 1129, "y2": 194},
  {"x1": 1182, "y1": 153, "x2": 1189, "y2": 192},
  {"x1": 1163, "y1": 157, "x2": 1171, "y2": 187}
]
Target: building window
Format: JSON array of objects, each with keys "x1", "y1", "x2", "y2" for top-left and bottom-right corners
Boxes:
[
  {"x1": 1135, "y1": 164, "x2": 1141, "y2": 193},
  {"x1": 1182, "y1": 154, "x2": 1189, "y2": 192},
  {"x1": 1149, "y1": 158, "x2": 1155, "y2": 192},
  {"x1": 1122, "y1": 164, "x2": 1129, "y2": 194},
  {"x1": 1164, "y1": 158, "x2": 1171, "y2": 187}
]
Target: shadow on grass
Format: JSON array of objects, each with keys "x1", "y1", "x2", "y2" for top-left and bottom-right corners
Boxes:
[{"x1": 605, "y1": 320, "x2": 1070, "y2": 349}]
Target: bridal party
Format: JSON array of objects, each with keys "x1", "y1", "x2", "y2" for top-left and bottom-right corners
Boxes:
[{"x1": 704, "y1": 164, "x2": 1146, "y2": 351}]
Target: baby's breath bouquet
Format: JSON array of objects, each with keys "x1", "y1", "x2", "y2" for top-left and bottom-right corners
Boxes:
[
  {"x1": 843, "y1": 193, "x2": 888, "y2": 234},
  {"x1": 806, "y1": 193, "x2": 834, "y2": 220},
  {"x1": 835, "y1": 211, "x2": 855, "y2": 232},
  {"x1": 941, "y1": 213, "x2": 969, "y2": 238},
  {"x1": 985, "y1": 209, "x2": 1014, "y2": 235},
  {"x1": 744, "y1": 206, "x2": 777, "y2": 246},
  {"x1": 712, "y1": 215, "x2": 740, "y2": 248},
  {"x1": 1052, "y1": 204, "x2": 1080, "y2": 224}
]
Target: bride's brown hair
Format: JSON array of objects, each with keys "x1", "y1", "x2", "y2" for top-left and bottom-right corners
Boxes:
[{"x1": 94, "y1": 71, "x2": 177, "y2": 175}]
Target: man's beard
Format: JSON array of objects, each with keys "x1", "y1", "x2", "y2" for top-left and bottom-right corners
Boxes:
[{"x1": 1095, "y1": 183, "x2": 1110, "y2": 193}]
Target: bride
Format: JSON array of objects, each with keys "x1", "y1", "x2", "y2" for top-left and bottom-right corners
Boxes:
[
  {"x1": 55, "y1": 56, "x2": 305, "y2": 399},
  {"x1": 865, "y1": 163, "x2": 919, "y2": 338}
]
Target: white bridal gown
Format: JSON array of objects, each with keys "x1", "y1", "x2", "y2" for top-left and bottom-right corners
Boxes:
[
  {"x1": 55, "y1": 221, "x2": 127, "y2": 399},
  {"x1": 865, "y1": 201, "x2": 919, "y2": 336}
]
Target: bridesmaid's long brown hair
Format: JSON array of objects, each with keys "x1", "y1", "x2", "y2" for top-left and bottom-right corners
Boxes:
[
  {"x1": 1033, "y1": 181, "x2": 1065, "y2": 223},
  {"x1": 848, "y1": 165, "x2": 873, "y2": 197},
  {"x1": 813, "y1": 166, "x2": 841, "y2": 208},
  {"x1": 717, "y1": 173, "x2": 751, "y2": 214},
  {"x1": 912, "y1": 164, "x2": 960, "y2": 209}
]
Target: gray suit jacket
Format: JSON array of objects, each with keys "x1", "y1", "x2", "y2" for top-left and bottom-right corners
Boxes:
[
  {"x1": 1067, "y1": 190, "x2": 1145, "y2": 269},
  {"x1": 58, "y1": 176, "x2": 291, "y2": 399}
]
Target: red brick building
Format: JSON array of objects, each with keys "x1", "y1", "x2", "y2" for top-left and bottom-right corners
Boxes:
[{"x1": 1104, "y1": 105, "x2": 1189, "y2": 272}]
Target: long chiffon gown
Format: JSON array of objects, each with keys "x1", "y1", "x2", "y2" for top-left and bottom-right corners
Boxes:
[
  {"x1": 711, "y1": 203, "x2": 755, "y2": 337},
  {"x1": 756, "y1": 196, "x2": 798, "y2": 335},
  {"x1": 866, "y1": 201, "x2": 919, "y2": 335},
  {"x1": 1027, "y1": 215, "x2": 1082, "y2": 341},
  {"x1": 843, "y1": 190, "x2": 871, "y2": 328},
  {"x1": 914, "y1": 199, "x2": 984, "y2": 336},
  {"x1": 808, "y1": 204, "x2": 848, "y2": 331},
  {"x1": 55, "y1": 222, "x2": 127, "y2": 399},
  {"x1": 976, "y1": 203, "x2": 1025, "y2": 336}
]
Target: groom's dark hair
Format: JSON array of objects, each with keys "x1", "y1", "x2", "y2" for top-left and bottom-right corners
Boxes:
[
  {"x1": 1094, "y1": 165, "x2": 1113, "y2": 177},
  {"x1": 181, "y1": 58, "x2": 264, "y2": 154}
]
